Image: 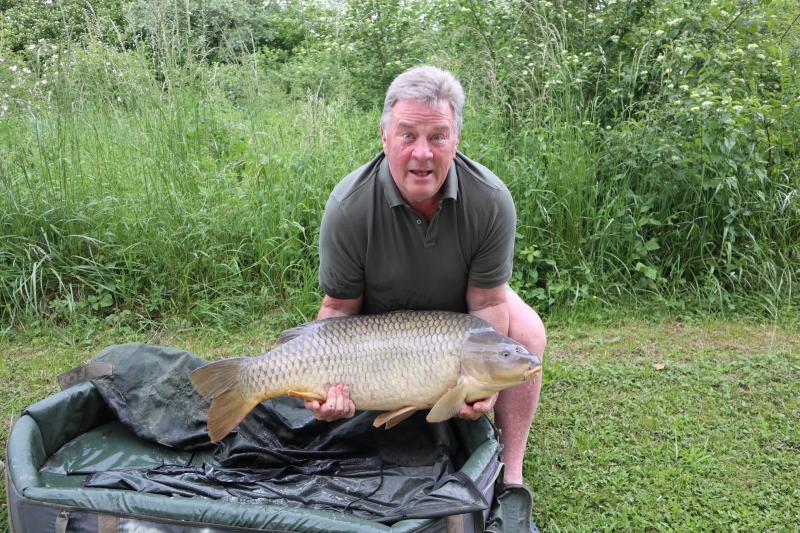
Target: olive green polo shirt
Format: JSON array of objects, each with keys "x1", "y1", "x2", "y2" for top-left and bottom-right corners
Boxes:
[{"x1": 318, "y1": 151, "x2": 516, "y2": 314}]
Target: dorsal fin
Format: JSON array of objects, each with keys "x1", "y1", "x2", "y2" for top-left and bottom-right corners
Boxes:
[{"x1": 277, "y1": 321, "x2": 322, "y2": 344}]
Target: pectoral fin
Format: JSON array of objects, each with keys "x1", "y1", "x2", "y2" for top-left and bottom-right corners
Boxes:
[
  {"x1": 373, "y1": 406, "x2": 418, "y2": 429},
  {"x1": 287, "y1": 390, "x2": 327, "y2": 402},
  {"x1": 426, "y1": 382, "x2": 470, "y2": 423}
]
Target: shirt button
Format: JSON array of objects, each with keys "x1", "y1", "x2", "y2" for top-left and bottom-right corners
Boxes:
[{"x1": 416, "y1": 220, "x2": 422, "y2": 224}]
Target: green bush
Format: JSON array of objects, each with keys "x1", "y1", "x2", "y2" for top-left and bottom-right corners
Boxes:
[{"x1": 0, "y1": 0, "x2": 124, "y2": 52}]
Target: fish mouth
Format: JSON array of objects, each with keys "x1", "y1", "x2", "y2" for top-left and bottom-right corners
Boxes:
[{"x1": 522, "y1": 365, "x2": 543, "y2": 380}]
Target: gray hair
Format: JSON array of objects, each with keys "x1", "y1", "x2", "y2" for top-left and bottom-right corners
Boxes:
[{"x1": 380, "y1": 66, "x2": 465, "y2": 135}]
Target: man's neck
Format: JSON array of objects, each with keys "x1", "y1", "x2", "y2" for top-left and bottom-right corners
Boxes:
[{"x1": 408, "y1": 192, "x2": 443, "y2": 223}]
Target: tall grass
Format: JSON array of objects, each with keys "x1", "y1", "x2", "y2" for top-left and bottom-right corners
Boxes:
[
  {"x1": 0, "y1": 0, "x2": 798, "y2": 328},
  {"x1": 0, "y1": 44, "x2": 378, "y2": 327}
]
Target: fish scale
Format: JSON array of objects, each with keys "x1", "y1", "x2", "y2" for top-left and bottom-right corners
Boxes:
[
  {"x1": 240, "y1": 312, "x2": 465, "y2": 410},
  {"x1": 190, "y1": 310, "x2": 542, "y2": 443}
]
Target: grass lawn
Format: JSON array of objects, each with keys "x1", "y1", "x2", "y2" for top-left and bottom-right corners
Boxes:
[{"x1": 1, "y1": 317, "x2": 798, "y2": 532}]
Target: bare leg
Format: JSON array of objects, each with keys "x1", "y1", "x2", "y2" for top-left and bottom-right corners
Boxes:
[{"x1": 493, "y1": 290, "x2": 546, "y2": 484}]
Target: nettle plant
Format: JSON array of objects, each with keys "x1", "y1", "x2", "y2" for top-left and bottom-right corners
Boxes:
[
  {"x1": 592, "y1": 0, "x2": 799, "y2": 305},
  {"x1": 490, "y1": 0, "x2": 800, "y2": 311}
]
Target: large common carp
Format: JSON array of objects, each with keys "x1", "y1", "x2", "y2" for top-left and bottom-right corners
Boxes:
[{"x1": 189, "y1": 310, "x2": 542, "y2": 443}]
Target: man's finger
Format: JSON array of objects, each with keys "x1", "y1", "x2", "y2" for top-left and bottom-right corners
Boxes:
[{"x1": 474, "y1": 393, "x2": 499, "y2": 413}]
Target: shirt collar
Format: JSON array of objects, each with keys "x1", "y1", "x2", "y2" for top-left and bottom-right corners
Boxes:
[{"x1": 379, "y1": 151, "x2": 459, "y2": 208}]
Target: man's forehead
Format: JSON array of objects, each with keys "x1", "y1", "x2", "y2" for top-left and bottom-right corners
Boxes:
[
  {"x1": 391, "y1": 99, "x2": 454, "y2": 128},
  {"x1": 395, "y1": 118, "x2": 451, "y2": 130}
]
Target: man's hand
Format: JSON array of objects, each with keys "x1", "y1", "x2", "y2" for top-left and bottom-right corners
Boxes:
[
  {"x1": 452, "y1": 392, "x2": 500, "y2": 421},
  {"x1": 304, "y1": 384, "x2": 356, "y2": 422}
]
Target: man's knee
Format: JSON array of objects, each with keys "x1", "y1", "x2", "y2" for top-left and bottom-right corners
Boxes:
[{"x1": 506, "y1": 289, "x2": 546, "y2": 358}]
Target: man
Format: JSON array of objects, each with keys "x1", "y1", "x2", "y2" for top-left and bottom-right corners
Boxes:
[{"x1": 308, "y1": 66, "x2": 546, "y2": 492}]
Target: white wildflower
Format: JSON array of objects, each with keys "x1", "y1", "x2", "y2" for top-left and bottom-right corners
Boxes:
[
  {"x1": 610, "y1": 35, "x2": 620, "y2": 43},
  {"x1": 701, "y1": 101, "x2": 713, "y2": 107},
  {"x1": 690, "y1": 106, "x2": 700, "y2": 112},
  {"x1": 9, "y1": 65, "x2": 16, "y2": 72},
  {"x1": 757, "y1": 54, "x2": 765, "y2": 60},
  {"x1": 680, "y1": 85, "x2": 689, "y2": 91},
  {"x1": 747, "y1": 43, "x2": 758, "y2": 50}
]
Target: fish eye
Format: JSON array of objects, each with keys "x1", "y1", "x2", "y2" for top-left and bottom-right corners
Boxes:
[{"x1": 501, "y1": 349, "x2": 510, "y2": 357}]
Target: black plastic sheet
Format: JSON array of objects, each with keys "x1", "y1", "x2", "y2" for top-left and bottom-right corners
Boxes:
[{"x1": 81, "y1": 343, "x2": 497, "y2": 522}]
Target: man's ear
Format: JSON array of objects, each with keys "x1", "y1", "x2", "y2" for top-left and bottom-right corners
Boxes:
[{"x1": 380, "y1": 125, "x2": 387, "y2": 144}]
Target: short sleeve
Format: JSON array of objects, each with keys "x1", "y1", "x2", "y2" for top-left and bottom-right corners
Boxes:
[
  {"x1": 466, "y1": 186, "x2": 516, "y2": 289},
  {"x1": 318, "y1": 196, "x2": 366, "y2": 299}
]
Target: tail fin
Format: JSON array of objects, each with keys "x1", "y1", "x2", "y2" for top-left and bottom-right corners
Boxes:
[{"x1": 189, "y1": 358, "x2": 260, "y2": 443}]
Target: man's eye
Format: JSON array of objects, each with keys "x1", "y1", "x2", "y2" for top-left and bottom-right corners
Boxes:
[{"x1": 401, "y1": 133, "x2": 413, "y2": 139}]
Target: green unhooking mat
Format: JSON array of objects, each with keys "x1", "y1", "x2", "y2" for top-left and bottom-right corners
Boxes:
[{"x1": 5, "y1": 342, "x2": 528, "y2": 533}]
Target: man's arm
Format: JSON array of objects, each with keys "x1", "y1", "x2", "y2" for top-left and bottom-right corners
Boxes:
[
  {"x1": 317, "y1": 294, "x2": 363, "y2": 319},
  {"x1": 450, "y1": 284, "x2": 509, "y2": 420},
  {"x1": 465, "y1": 284, "x2": 509, "y2": 335}
]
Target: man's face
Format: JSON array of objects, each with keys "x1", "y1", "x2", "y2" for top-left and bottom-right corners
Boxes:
[{"x1": 381, "y1": 99, "x2": 460, "y2": 205}]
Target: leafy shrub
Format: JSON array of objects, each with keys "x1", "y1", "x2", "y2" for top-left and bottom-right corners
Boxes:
[{"x1": 0, "y1": 0, "x2": 124, "y2": 52}]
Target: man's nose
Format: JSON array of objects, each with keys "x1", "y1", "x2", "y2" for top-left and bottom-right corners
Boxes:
[{"x1": 411, "y1": 138, "x2": 433, "y2": 159}]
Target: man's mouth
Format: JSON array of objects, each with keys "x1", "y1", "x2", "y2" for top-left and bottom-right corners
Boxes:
[{"x1": 410, "y1": 170, "x2": 433, "y2": 177}]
